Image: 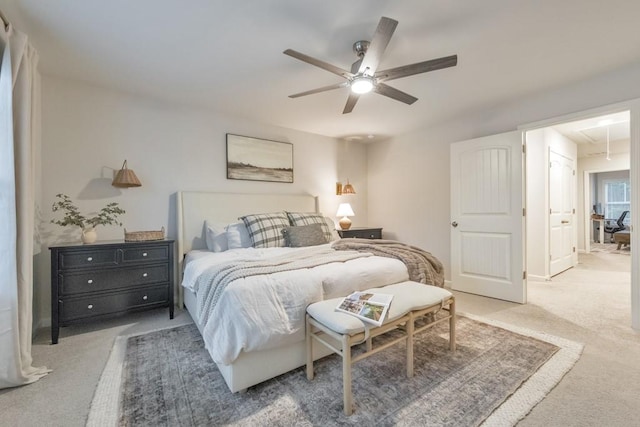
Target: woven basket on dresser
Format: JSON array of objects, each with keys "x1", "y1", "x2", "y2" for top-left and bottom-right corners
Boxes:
[{"x1": 124, "y1": 227, "x2": 165, "y2": 242}]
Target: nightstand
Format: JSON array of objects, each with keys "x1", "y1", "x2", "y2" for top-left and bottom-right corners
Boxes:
[
  {"x1": 49, "y1": 239, "x2": 174, "y2": 344},
  {"x1": 337, "y1": 227, "x2": 383, "y2": 239}
]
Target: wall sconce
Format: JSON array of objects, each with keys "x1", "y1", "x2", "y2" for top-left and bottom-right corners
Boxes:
[
  {"x1": 336, "y1": 203, "x2": 355, "y2": 230},
  {"x1": 112, "y1": 160, "x2": 142, "y2": 188},
  {"x1": 336, "y1": 179, "x2": 356, "y2": 195}
]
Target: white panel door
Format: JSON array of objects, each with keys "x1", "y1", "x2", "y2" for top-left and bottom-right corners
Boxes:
[
  {"x1": 549, "y1": 150, "x2": 576, "y2": 276},
  {"x1": 450, "y1": 131, "x2": 526, "y2": 303}
]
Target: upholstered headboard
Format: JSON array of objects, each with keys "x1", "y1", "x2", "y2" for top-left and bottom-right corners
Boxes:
[{"x1": 175, "y1": 191, "x2": 318, "y2": 304}]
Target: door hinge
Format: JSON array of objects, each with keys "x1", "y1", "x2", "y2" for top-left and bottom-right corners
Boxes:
[
  {"x1": 573, "y1": 247, "x2": 576, "y2": 253},
  {"x1": 522, "y1": 145, "x2": 526, "y2": 154},
  {"x1": 523, "y1": 271, "x2": 527, "y2": 280},
  {"x1": 550, "y1": 254, "x2": 552, "y2": 260},
  {"x1": 523, "y1": 208, "x2": 526, "y2": 216},
  {"x1": 573, "y1": 170, "x2": 576, "y2": 176},
  {"x1": 573, "y1": 208, "x2": 575, "y2": 214}
]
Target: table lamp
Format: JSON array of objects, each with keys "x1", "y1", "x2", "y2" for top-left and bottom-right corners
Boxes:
[{"x1": 336, "y1": 203, "x2": 355, "y2": 230}]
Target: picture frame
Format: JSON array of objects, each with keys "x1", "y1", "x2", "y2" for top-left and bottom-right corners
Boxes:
[{"x1": 226, "y1": 133, "x2": 294, "y2": 183}]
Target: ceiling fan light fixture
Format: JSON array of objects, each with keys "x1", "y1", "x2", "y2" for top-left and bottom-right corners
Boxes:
[{"x1": 351, "y1": 76, "x2": 374, "y2": 94}]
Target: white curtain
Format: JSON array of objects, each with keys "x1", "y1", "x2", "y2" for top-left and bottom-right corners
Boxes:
[{"x1": 0, "y1": 21, "x2": 50, "y2": 388}]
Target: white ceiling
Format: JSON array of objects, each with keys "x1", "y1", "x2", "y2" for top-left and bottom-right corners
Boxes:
[
  {"x1": 552, "y1": 111, "x2": 630, "y2": 159},
  {"x1": 3, "y1": 0, "x2": 640, "y2": 140}
]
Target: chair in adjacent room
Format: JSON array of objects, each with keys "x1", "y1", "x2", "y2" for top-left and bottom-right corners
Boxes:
[{"x1": 604, "y1": 210, "x2": 629, "y2": 242}]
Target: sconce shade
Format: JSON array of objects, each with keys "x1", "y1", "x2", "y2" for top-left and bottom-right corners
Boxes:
[
  {"x1": 112, "y1": 160, "x2": 141, "y2": 188},
  {"x1": 342, "y1": 181, "x2": 356, "y2": 194},
  {"x1": 336, "y1": 203, "x2": 355, "y2": 230}
]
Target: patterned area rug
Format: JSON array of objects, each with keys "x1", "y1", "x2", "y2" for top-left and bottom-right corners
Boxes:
[{"x1": 87, "y1": 314, "x2": 582, "y2": 427}]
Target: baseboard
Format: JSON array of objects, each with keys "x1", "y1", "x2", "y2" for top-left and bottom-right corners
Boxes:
[
  {"x1": 444, "y1": 279, "x2": 452, "y2": 289},
  {"x1": 527, "y1": 274, "x2": 550, "y2": 282}
]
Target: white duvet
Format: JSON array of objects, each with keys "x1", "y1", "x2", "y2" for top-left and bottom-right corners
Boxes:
[{"x1": 181, "y1": 244, "x2": 409, "y2": 365}]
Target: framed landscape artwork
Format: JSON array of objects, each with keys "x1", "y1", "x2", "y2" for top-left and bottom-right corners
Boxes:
[{"x1": 226, "y1": 134, "x2": 294, "y2": 183}]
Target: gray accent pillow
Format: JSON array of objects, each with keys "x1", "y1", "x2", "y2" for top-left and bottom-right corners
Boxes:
[
  {"x1": 282, "y1": 224, "x2": 328, "y2": 247},
  {"x1": 285, "y1": 211, "x2": 333, "y2": 242}
]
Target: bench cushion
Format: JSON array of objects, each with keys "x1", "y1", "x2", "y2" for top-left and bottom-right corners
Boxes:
[{"x1": 307, "y1": 281, "x2": 453, "y2": 336}]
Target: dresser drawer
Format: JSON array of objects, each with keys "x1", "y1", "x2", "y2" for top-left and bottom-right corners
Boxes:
[
  {"x1": 60, "y1": 285, "x2": 169, "y2": 322},
  {"x1": 59, "y1": 264, "x2": 169, "y2": 295},
  {"x1": 58, "y1": 249, "x2": 118, "y2": 270},
  {"x1": 121, "y1": 245, "x2": 169, "y2": 263}
]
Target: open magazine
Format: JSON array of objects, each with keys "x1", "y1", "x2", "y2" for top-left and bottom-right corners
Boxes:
[{"x1": 335, "y1": 291, "x2": 393, "y2": 327}]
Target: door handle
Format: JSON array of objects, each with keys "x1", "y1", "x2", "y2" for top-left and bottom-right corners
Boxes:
[
  {"x1": 561, "y1": 220, "x2": 570, "y2": 224},
  {"x1": 451, "y1": 221, "x2": 458, "y2": 228}
]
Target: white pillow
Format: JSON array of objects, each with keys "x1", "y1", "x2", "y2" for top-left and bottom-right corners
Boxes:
[
  {"x1": 324, "y1": 216, "x2": 340, "y2": 241},
  {"x1": 205, "y1": 221, "x2": 228, "y2": 252},
  {"x1": 226, "y1": 222, "x2": 252, "y2": 249}
]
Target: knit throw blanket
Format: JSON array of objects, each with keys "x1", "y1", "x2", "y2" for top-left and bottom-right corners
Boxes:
[{"x1": 332, "y1": 239, "x2": 445, "y2": 287}]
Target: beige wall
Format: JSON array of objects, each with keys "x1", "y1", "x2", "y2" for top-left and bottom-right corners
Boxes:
[
  {"x1": 35, "y1": 76, "x2": 367, "y2": 329},
  {"x1": 367, "y1": 60, "x2": 640, "y2": 282}
]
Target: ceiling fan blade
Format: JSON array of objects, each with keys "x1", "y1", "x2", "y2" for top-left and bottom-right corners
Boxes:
[
  {"x1": 343, "y1": 92, "x2": 360, "y2": 114},
  {"x1": 358, "y1": 17, "x2": 398, "y2": 75},
  {"x1": 374, "y1": 83, "x2": 418, "y2": 105},
  {"x1": 376, "y1": 55, "x2": 458, "y2": 82},
  {"x1": 288, "y1": 82, "x2": 349, "y2": 98},
  {"x1": 284, "y1": 49, "x2": 353, "y2": 79}
]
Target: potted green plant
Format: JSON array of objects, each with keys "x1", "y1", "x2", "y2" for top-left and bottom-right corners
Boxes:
[{"x1": 51, "y1": 194, "x2": 125, "y2": 243}]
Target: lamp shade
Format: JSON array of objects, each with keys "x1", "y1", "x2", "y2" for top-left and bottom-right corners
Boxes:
[
  {"x1": 112, "y1": 160, "x2": 141, "y2": 188},
  {"x1": 341, "y1": 181, "x2": 356, "y2": 194},
  {"x1": 336, "y1": 203, "x2": 355, "y2": 217}
]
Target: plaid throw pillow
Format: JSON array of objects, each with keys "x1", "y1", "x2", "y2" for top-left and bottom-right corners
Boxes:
[
  {"x1": 285, "y1": 212, "x2": 333, "y2": 242},
  {"x1": 240, "y1": 212, "x2": 290, "y2": 248}
]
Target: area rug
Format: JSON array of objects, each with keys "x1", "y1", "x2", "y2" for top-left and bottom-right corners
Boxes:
[{"x1": 87, "y1": 314, "x2": 582, "y2": 427}]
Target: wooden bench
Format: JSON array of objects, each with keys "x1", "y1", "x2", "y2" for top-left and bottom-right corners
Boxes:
[
  {"x1": 305, "y1": 281, "x2": 455, "y2": 416},
  {"x1": 614, "y1": 229, "x2": 630, "y2": 250}
]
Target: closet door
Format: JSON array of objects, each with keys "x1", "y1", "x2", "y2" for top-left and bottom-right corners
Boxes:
[{"x1": 549, "y1": 149, "x2": 576, "y2": 276}]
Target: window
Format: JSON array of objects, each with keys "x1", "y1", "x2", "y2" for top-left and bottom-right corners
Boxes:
[{"x1": 604, "y1": 179, "x2": 630, "y2": 223}]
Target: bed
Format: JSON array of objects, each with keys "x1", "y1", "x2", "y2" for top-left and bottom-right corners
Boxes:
[{"x1": 176, "y1": 191, "x2": 440, "y2": 393}]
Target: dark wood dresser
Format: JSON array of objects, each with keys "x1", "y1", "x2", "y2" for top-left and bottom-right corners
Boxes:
[
  {"x1": 337, "y1": 227, "x2": 383, "y2": 239},
  {"x1": 49, "y1": 239, "x2": 174, "y2": 344}
]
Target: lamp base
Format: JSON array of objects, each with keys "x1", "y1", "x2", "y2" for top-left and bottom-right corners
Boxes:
[{"x1": 339, "y1": 217, "x2": 352, "y2": 230}]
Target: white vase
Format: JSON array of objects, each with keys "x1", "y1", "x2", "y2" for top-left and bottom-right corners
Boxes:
[{"x1": 81, "y1": 228, "x2": 97, "y2": 244}]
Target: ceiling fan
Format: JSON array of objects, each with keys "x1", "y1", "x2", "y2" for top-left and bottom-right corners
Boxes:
[{"x1": 284, "y1": 16, "x2": 457, "y2": 114}]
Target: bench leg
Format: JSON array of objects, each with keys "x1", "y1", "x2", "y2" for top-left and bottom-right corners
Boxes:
[
  {"x1": 449, "y1": 298, "x2": 456, "y2": 353},
  {"x1": 306, "y1": 315, "x2": 314, "y2": 380},
  {"x1": 342, "y1": 334, "x2": 353, "y2": 416},
  {"x1": 406, "y1": 313, "x2": 415, "y2": 378}
]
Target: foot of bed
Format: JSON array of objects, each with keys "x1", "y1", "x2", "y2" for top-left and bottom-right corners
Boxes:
[{"x1": 237, "y1": 388, "x2": 248, "y2": 394}]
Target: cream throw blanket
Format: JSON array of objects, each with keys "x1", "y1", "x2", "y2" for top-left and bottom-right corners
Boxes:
[{"x1": 332, "y1": 239, "x2": 444, "y2": 287}]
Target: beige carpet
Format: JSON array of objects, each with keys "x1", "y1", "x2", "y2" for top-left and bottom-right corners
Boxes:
[
  {"x1": 1, "y1": 250, "x2": 639, "y2": 426},
  {"x1": 590, "y1": 242, "x2": 631, "y2": 255}
]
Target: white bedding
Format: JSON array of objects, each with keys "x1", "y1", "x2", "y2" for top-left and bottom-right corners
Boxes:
[{"x1": 182, "y1": 244, "x2": 409, "y2": 365}]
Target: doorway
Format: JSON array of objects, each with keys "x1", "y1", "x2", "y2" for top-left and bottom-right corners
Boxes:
[{"x1": 522, "y1": 106, "x2": 637, "y2": 331}]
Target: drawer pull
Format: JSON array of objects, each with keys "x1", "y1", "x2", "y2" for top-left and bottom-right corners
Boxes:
[
  {"x1": 143, "y1": 273, "x2": 148, "y2": 277},
  {"x1": 87, "y1": 304, "x2": 94, "y2": 309},
  {"x1": 142, "y1": 295, "x2": 148, "y2": 300},
  {"x1": 142, "y1": 252, "x2": 148, "y2": 257},
  {"x1": 87, "y1": 257, "x2": 93, "y2": 262},
  {"x1": 87, "y1": 279, "x2": 93, "y2": 284}
]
